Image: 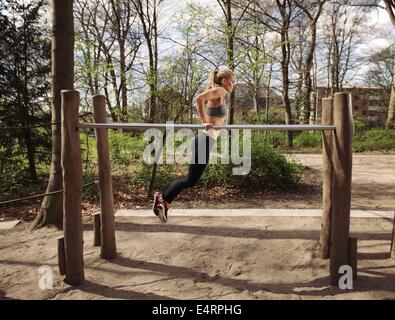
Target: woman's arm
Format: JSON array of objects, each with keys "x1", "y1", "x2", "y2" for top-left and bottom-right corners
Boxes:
[{"x1": 195, "y1": 87, "x2": 226, "y2": 124}]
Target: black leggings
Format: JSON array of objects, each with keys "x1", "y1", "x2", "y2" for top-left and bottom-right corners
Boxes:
[{"x1": 162, "y1": 131, "x2": 216, "y2": 204}]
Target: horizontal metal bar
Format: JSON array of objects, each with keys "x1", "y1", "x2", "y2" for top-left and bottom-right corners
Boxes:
[{"x1": 78, "y1": 122, "x2": 336, "y2": 131}]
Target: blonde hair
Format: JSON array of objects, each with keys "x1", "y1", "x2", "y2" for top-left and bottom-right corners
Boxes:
[{"x1": 207, "y1": 66, "x2": 235, "y2": 90}]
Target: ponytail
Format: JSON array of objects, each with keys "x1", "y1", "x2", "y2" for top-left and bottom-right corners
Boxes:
[
  {"x1": 207, "y1": 68, "x2": 221, "y2": 90},
  {"x1": 206, "y1": 66, "x2": 234, "y2": 90}
]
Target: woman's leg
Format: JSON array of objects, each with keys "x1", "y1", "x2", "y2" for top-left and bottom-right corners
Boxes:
[{"x1": 162, "y1": 131, "x2": 216, "y2": 204}]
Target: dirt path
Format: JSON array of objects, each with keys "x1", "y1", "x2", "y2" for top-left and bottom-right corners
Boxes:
[
  {"x1": 0, "y1": 216, "x2": 394, "y2": 300},
  {"x1": 288, "y1": 154, "x2": 395, "y2": 211}
]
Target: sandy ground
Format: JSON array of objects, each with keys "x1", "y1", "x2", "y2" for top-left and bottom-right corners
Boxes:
[
  {"x1": 289, "y1": 154, "x2": 395, "y2": 211},
  {"x1": 0, "y1": 216, "x2": 394, "y2": 300},
  {"x1": 0, "y1": 154, "x2": 394, "y2": 300}
]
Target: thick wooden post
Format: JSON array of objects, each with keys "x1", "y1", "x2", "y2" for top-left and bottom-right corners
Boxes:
[
  {"x1": 93, "y1": 212, "x2": 101, "y2": 247},
  {"x1": 391, "y1": 212, "x2": 395, "y2": 259},
  {"x1": 348, "y1": 237, "x2": 358, "y2": 279},
  {"x1": 330, "y1": 92, "x2": 353, "y2": 286},
  {"x1": 57, "y1": 237, "x2": 66, "y2": 276},
  {"x1": 61, "y1": 90, "x2": 85, "y2": 285},
  {"x1": 93, "y1": 95, "x2": 117, "y2": 259},
  {"x1": 320, "y1": 97, "x2": 334, "y2": 259}
]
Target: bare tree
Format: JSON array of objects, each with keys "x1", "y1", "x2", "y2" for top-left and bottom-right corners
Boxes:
[
  {"x1": 215, "y1": 0, "x2": 254, "y2": 124},
  {"x1": 130, "y1": 0, "x2": 163, "y2": 197},
  {"x1": 107, "y1": 0, "x2": 141, "y2": 120},
  {"x1": 320, "y1": 1, "x2": 368, "y2": 95},
  {"x1": 295, "y1": 0, "x2": 327, "y2": 123},
  {"x1": 290, "y1": 14, "x2": 308, "y2": 122},
  {"x1": 342, "y1": 0, "x2": 395, "y2": 128},
  {"x1": 383, "y1": 0, "x2": 395, "y2": 128},
  {"x1": 236, "y1": 13, "x2": 277, "y2": 121},
  {"x1": 74, "y1": 0, "x2": 142, "y2": 121},
  {"x1": 365, "y1": 45, "x2": 394, "y2": 107},
  {"x1": 170, "y1": 4, "x2": 209, "y2": 123},
  {"x1": 32, "y1": 0, "x2": 74, "y2": 230},
  {"x1": 270, "y1": 0, "x2": 305, "y2": 146},
  {"x1": 131, "y1": 0, "x2": 163, "y2": 123}
]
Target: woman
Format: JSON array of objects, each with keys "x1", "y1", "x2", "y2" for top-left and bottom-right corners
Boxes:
[{"x1": 152, "y1": 67, "x2": 237, "y2": 223}]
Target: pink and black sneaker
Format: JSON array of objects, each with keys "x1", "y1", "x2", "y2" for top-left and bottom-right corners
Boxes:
[
  {"x1": 152, "y1": 191, "x2": 162, "y2": 217},
  {"x1": 152, "y1": 191, "x2": 171, "y2": 223},
  {"x1": 156, "y1": 202, "x2": 169, "y2": 223}
]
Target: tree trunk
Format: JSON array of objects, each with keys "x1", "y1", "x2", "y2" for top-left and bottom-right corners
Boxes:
[
  {"x1": 253, "y1": 92, "x2": 258, "y2": 115},
  {"x1": 22, "y1": 22, "x2": 38, "y2": 182},
  {"x1": 300, "y1": 1, "x2": 325, "y2": 124},
  {"x1": 303, "y1": 73, "x2": 313, "y2": 123},
  {"x1": 104, "y1": 69, "x2": 119, "y2": 122},
  {"x1": 295, "y1": 67, "x2": 303, "y2": 123},
  {"x1": 133, "y1": 0, "x2": 161, "y2": 198},
  {"x1": 32, "y1": 0, "x2": 74, "y2": 230},
  {"x1": 22, "y1": 128, "x2": 37, "y2": 181},
  {"x1": 330, "y1": 15, "x2": 340, "y2": 95},
  {"x1": 280, "y1": 28, "x2": 293, "y2": 147},
  {"x1": 226, "y1": 0, "x2": 235, "y2": 125},
  {"x1": 386, "y1": 58, "x2": 395, "y2": 129},
  {"x1": 252, "y1": 31, "x2": 259, "y2": 117},
  {"x1": 383, "y1": 0, "x2": 395, "y2": 127},
  {"x1": 265, "y1": 63, "x2": 273, "y2": 124},
  {"x1": 120, "y1": 38, "x2": 128, "y2": 121}
]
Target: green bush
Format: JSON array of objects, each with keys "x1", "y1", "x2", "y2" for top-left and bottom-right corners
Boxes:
[
  {"x1": 79, "y1": 132, "x2": 98, "y2": 172},
  {"x1": 354, "y1": 117, "x2": 368, "y2": 133},
  {"x1": 132, "y1": 161, "x2": 180, "y2": 190},
  {"x1": 128, "y1": 131, "x2": 190, "y2": 189},
  {"x1": 294, "y1": 132, "x2": 322, "y2": 148},
  {"x1": 246, "y1": 107, "x2": 285, "y2": 125},
  {"x1": 130, "y1": 131, "x2": 303, "y2": 192},
  {"x1": 109, "y1": 130, "x2": 147, "y2": 167},
  {"x1": 0, "y1": 144, "x2": 29, "y2": 198},
  {"x1": 265, "y1": 131, "x2": 288, "y2": 148},
  {"x1": 200, "y1": 132, "x2": 303, "y2": 190},
  {"x1": 353, "y1": 129, "x2": 395, "y2": 152}
]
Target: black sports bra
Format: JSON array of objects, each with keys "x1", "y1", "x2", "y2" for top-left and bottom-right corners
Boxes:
[{"x1": 206, "y1": 104, "x2": 227, "y2": 118}]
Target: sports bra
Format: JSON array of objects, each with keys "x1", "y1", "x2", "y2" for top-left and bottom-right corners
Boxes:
[{"x1": 206, "y1": 99, "x2": 228, "y2": 118}]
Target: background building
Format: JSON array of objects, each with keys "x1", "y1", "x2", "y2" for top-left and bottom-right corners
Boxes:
[{"x1": 315, "y1": 85, "x2": 389, "y2": 126}]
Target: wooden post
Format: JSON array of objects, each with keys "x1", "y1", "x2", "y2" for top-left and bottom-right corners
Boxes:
[
  {"x1": 93, "y1": 95, "x2": 117, "y2": 259},
  {"x1": 93, "y1": 212, "x2": 101, "y2": 247},
  {"x1": 61, "y1": 90, "x2": 85, "y2": 285},
  {"x1": 348, "y1": 237, "x2": 358, "y2": 279},
  {"x1": 320, "y1": 97, "x2": 334, "y2": 259},
  {"x1": 330, "y1": 92, "x2": 353, "y2": 286},
  {"x1": 391, "y1": 211, "x2": 395, "y2": 259},
  {"x1": 57, "y1": 237, "x2": 66, "y2": 276}
]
